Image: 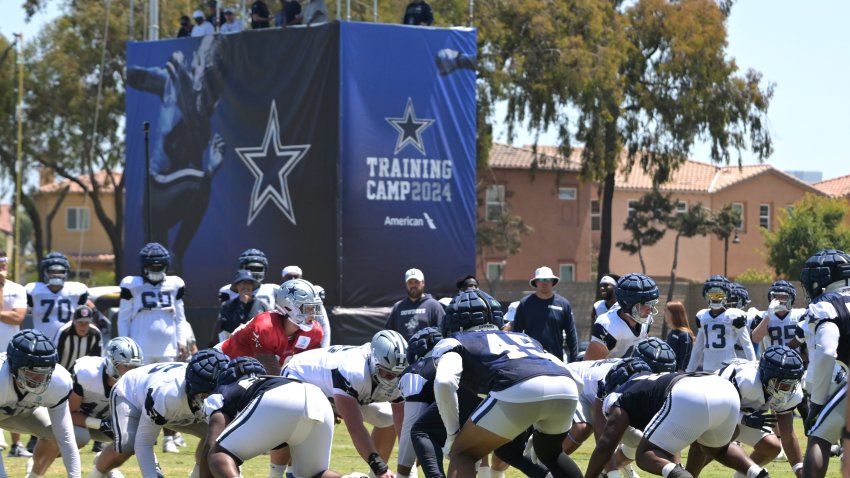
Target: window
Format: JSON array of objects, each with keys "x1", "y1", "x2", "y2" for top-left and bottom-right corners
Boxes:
[
  {"x1": 485, "y1": 185, "x2": 505, "y2": 222},
  {"x1": 759, "y1": 204, "x2": 770, "y2": 230},
  {"x1": 559, "y1": 264, "x2": 575, "y2": 282},
  {"x1": 66, "y1": 207, "x2": 90, "y2": 231},
  {"x1": 731, "y1": 203, "x2": 744, "y2": 230},
  {"x1": 627, "y1": 200, "x2": 638, "y2": 218},
  {"x1": 591, "y1": 199, "x2": 601, "y2": 231},
  {"x1": 558, "y1": 187, "x2": 577, "y2": 201},
  {"x1": 68, "y1": 269, "x2": 92, "y2": 280},
  {"x1": 676, "y1": 201, "x2": 688, "y2": 217},
  {"x1": 486, "y1": 262, "x2": 504, "y2": 282}
]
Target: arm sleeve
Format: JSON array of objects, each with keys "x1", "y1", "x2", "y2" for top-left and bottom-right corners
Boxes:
[
  {"x1": 47, "y1": 403, "x2": 82, "y2": 477},
  {"x1": 316, "y1": 312, "x2": 331, "y2": 348},
  {"x1": 398, "y1": 401, "x2": 429, "y2": 468},
  {"x1": 563, "y1": 303, "x2": 579, "y2": 362},
  {"x1": 118, "y1": 287, "x2": 133, "y2": 338},
  {"x1": 134, "y1": 418, "x2": 165, "y2": 477},
  {"x1": 434, "y1": 351, "x2": 463, "y2": 437},
  {"x1": 686, "y1": 326, "x2": 705, "y2": 373},
  {"x1": 810, "y1": 321, "x2": 840, "y2": 405},
  {"x1": 174, "y1": 287, "x2": 187, "y2": 347}
]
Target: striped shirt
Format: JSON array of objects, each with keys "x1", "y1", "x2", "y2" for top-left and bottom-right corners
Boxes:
[{"x1": 53, "y1": 322, "x2": 103, "y2": 370}]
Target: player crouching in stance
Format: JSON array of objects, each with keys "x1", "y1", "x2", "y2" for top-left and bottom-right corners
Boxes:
[
  {"x1": 88, "y1": 349, "x2": 229, "y2": 478},
  {"x1": 202, "y1": 357, "x2": 363, "y2": 478},
  {"x1": 432, "y1": 289, "x2": 583, "y2": 478},
  {"x1": 0, "y1": 329, "x2": 82, "y2": 478}
]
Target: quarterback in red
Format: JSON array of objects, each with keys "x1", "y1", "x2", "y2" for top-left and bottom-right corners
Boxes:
[{"x1": 221, "y1": 278, "x2": 325, "y2": 374}]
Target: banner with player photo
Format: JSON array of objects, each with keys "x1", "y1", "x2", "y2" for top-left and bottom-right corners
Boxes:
[
  {"x1": 125, "y1": 22, "x2": 476, "y2": 309},
  {"x1": 338, "y1": 23, "x2": 478, "y2": 306}
]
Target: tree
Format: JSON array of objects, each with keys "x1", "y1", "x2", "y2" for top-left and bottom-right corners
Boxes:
[
  {"x1": 665, "y1": 201, "x2": 713, "y2": 302},
  {"x1": 616, "y1": 189, "x2": 672, "y2": 274},
  {"x1": 711, "y1": 203, "x2": 743, "y2": 277},
  {"x1": 474, "y1": 0, "x2": 773, "y2": 292},
  {"x1": 764, "y1": 193, "x2": 850, "y2": 280}
]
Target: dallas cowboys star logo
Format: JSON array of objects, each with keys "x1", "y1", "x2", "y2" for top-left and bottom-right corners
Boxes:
[
  {"x1": 386, "y1": 98, "x2": 434, "y2": 155},
  {"x1": 236, "y1": 100, "x2": 311, "y2": 226}
]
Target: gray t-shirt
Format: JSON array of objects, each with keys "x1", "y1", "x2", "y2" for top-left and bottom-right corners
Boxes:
[{"x1": 385, "y1": 293, "x2": 445, "y2": 341}]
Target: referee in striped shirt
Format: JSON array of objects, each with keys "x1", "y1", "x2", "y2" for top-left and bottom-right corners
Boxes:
[{"x1": 54, "y1": 304, "x2": 103, "y2": 370}]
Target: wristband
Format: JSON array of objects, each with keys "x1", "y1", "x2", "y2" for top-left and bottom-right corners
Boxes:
[
  {"x1": 368, "y1": 452, "x2": 388, "y2": 475},
  {"x1": 85, "y1": 416, "x2": 101, "y2": 430},
  {"x1": 792, "y1": 463, "x2": 803, "y2": 473}
]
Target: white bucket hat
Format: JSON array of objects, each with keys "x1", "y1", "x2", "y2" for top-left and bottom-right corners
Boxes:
[{"x1": 530, "y1": 266, "x2": 560, "y2": 287}]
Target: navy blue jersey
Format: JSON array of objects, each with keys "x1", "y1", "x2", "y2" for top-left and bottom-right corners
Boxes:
[
  {"x1": 399, "y1": 357, "x2": 437, "y2": 403},
  {"x1": 215, "y1": 375, "x2": 300, "y2": 419},
  {"x1": 608, "y1": 372, "x2": 682, "y2": 431},
  {"x1": 812, "y1": 292, "x2": 850, "y2": 366},
  {"x1": 431, "y1": 330, "x2": 569, "y2": 396}
]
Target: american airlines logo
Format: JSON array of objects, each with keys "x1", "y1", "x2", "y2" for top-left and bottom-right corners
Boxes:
[{"x1": 384, "y1": 213, "x2": 437, "y2": 230}]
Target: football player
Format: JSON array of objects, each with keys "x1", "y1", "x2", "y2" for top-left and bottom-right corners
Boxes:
[
  {"x1": 717, "y1": 346, "x2": 805, "y2": 477},
  {"x1": 216, "y1": 248, "x2": 279, "y2": 307},
  {"x1": 26, "y1": 252, "x2": 90, "y2": 348},
  {"x1": 584, "y1": 273, "x2": 658, "y2": 360},
  {"x1": 797, "y1": 250, "x2": 850, "y2": 478},
  {"x1": 591, "y1": 274, "x2": 620, "y2": 321},
  {"x1": 88, "y1": 349, "x2": 228, "y2": 478},
  {"x1": 432, "y1": 289, "x2": 583, "y2": 478},
  {"x1": 0, "y1": 329, "x2": 81, "y2": 478},
  {"x1": 219, "y1": 278, "x2": 324, "y2": 375},
  {"x1": 686, "y1": 275, "x2": 755, "y2": 372},
  {"x1": 750, "y1": 281, "x2": 807, "y2": 349},
  {"x1": 282, "y1": 331, "x2": 408, "y2": 478}
]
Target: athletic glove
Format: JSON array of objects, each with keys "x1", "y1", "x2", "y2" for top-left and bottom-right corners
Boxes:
[
  {"x1": 741, "y1": 410, "x2": 777, "y2": 433},
  {"x1": 98, "y1": 419, "x2": 115, "y2": 440}
]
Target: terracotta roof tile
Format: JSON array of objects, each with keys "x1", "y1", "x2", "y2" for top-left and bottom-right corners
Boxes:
[
  {"x1": 488, "y1": 143, "x2": 581, "y2": 171},
  {"x1": 39, "y1": 171, "x2": 122, "y2": 194},
  {"x1": 69, "y1": 253, "x2": 116, "y2": 264},
  {"x1": 814, "y1": 173, "x2": 850, "y2": 197}
]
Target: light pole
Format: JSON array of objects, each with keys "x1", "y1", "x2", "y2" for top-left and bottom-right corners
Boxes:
[{"x1": 723, "y1": 229, "x2": 741, "y2": 277}]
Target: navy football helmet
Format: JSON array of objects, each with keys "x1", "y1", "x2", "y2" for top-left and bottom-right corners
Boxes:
[
  {"x1": 185, "y1": 348, "x2": 229, "y2": 409},
  {"x1": 40, "y1": 252, "x2": 70, "y2": 287},
  {"x1": 632, "y1": 338, "x2": 676, "y2": 373},
  {"x1": 442, "y1": 289, "x2": 504, "y2": 335},
  {"x1": 602, "y1": 357, "x2": 652, "y2": 397},
  {"x1": 7, "y1": 329, "x2": 58, "y2": 394},
  {"x1": 726, "y1": 283, "x2": 750, "y2": 309},
  {"x1": 768, "y1": 280, "x2": 797, "y2": 312},
  {"x1": 703, "y1": 275, "x2": 731, "y2": 310},
  {"x1": 238, "y1": 248, "x2": 268, "y2": 282},
  {"x1": 759, "y1": 345, "x2": 804, "y2": 409},
  {"x1": 800, "y1": 249, "x2": 850, "y2": 300},
  {"x1": 139, "y1": 242, "x2": 171, "y2": 283},
  {"x1": 407, "y1": 326, "x2": 443, "y2": 363},
  {"x1": 616, "y1": 273, "x2": 659, "y2": 325},
  {"x1": 217, "y1": 357, "x2": 267, "y2": 388}
]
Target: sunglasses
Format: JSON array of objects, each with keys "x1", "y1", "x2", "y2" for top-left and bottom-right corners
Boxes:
[{"x1": 536, "y1": 278, "x2": 554, "y2": 283}]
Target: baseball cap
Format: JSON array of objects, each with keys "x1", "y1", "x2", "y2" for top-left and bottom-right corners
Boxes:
[
  {"x1": 231, "y1": 269, "x2": 261, "y2": 292},
  {"x1": 405, "y1": 268, "x2": 425, "y2": 282},
  {"x1": 192, "y1": 9, "x2": 205, "y2": 18},
  {"x1": 224, "y1": 7, "x2": 235, "y2": 13},
  {"x1": 74, "y1": 305, "x2": 95, "y2": 322}
]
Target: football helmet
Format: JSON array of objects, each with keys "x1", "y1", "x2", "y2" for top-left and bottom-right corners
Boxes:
[
  {"x1": 442, "y1": 289, "x2": 504, "y2": 336},
  {"x1": 768, "y1": 280, "x2": 797, "y2": 312},
  {"x1": 602, "y1": 357, "x2": 652, "y2": 397},
  {"x1": 632, "y1": 338, "x2": 676, "y2": 373},
  {"x1": 759, "y1": 345, "x2": 804, "y2": 410},
  {"x1": 615, "y1": 273, "x2": 659, "y2": 325},
  {"x1": 40, "y1": 252, "x2": 70, "y2": 287},
  {"x1": 370, "y1": 330, "x2": 408, "y2": 389},
  {"x1": 726, "y1": 283, "x2": 750, "y2": 309},
  {"x1": 800, "y1": 249, "x2": 850, "y2": 300},
  {"x1": 185, "y1": 348, "x2": 229, "y2": 409},
  {"x1": 275, "y1": 279, "x2": 324, "y2": 332},
  {"x1": 105, "y1": 337, "x2": 144, "y2": 379},
  {"x1": 217, "y1": 357, "x2": 267, "y2": 388},
  {"x1": 238, "y1": 248, "x2": 268, "y2": 282},
  {"x1": 139, "y1": 242, "x2": 171, "y2": 283},
  {"x1": 407, "y1": 326, "x2": 443, "y2": 363},
  {"x1": 703, "y1": 275, "x2": 730, "y2": 310},
  {"x1": 7, "y1": 329, "x2": 58, "y2": 394}
]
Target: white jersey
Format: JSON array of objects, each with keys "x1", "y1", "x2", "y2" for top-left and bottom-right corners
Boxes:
[
  {"x1": 750, "y1": 308, "x2": 807, "y2": 349},
  {"x1": 564, "y1": 358, "x2": 619, "y2": 403},
  {"x1": 26, "y1": 281, "x2": 89, "y2": 341},
  {"x1": 71, "y1": 355, "x2": 112, "y2": 419},
  {"x1": 0, "y1": 279, "x2": 27, "y2": 349},
  {"x1": 283, "y1": 345, "x2": 402, "y2": 404},
  {"x1": 717, "y1": 359, "x2": 802, "y2": 413},
  {"x1": 592, "y1": 300, "x2": 619, "y2": 319},
  {"x1": 218, "y1": 282, "x2": 279, "y2": 308},
  {"x1": 590, "y1": 308, "x2": 649, "y2": 358},
  {"x1": 0, "y1": 352, "x2": 73, "y2": 416},
  {"x1": 118, "y1": 275, "x2": 186, "y2": 360},
  {"x1": 113, "y1": 362, "x2": 203, "y2": 427},
  {"x1": 687, "y1": 307, "x2": 755, "y2": 372}
]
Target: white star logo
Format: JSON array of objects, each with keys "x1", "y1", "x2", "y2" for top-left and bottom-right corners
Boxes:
[
  {"x1": 386, "y1": 97, "x2": 434, "y2": 155},
  {"x1": 235, "y1": 100, "x2": 311, "y2": 226}
]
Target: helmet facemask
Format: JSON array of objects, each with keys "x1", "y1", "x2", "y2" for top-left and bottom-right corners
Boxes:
[
  {"x1": 630, "y1": 299, "x2": 658, "y2": 325},
  {"x1": 769, "y1": 291, "x2": 791, "y2": 313},
  {"x1": 244, "y1": 262, "x2": 266, "y2": 282},
  {"x1": 764, "y1": 377, "x2": 798, "y2": 410},
  {"x1": 705, "y1": 288, "x2": 727, "y2": 310},
  {"x1": 16, "y1": 366, "x2": 53, "y2": 395},
  {"x1": 46, "y1": 265, "x2": 67, "y2": 287},
  {"x1": 283, "y1": 301, "x2": 322, "y2": 332},
  {"x1": 144, "y1": 263, "x2": 167, "y2": 283}
]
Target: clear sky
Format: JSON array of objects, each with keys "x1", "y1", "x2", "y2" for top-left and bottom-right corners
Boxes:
[{"x1": 3, "y1": 1, "x2": 850, "y2": 182}]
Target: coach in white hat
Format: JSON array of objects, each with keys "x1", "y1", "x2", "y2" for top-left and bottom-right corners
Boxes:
[
  {"x1": 505, "y1": 266, "x2": 578, "y2": 362},
  {"x1": 384, "y1": 268, "x2": 445, "y2": 341}
]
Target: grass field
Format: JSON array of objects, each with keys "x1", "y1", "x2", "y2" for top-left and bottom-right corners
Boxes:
[{"x1": 2, "y1": 420, "x2": 841, "y2": 477}]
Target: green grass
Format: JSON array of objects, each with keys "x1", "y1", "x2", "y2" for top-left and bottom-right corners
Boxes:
[{"x1": 2, "y1": 419, "x2": 841, "y2": 477}]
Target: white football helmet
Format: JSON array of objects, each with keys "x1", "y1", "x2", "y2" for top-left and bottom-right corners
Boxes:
[
  {"x1": 276, "y1": 279, "x2": 324, "y2": 332},
  {"x1": 369, "y1": 330, "x2": 408, "y2": 389},
  {"x1": 105, "y1": 337, "x2": 144, "y2": 379}
]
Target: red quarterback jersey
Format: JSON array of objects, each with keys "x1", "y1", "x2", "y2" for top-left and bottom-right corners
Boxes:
[{"x1": 221, "y1": 310, "x2": 324, "y2": 365}]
